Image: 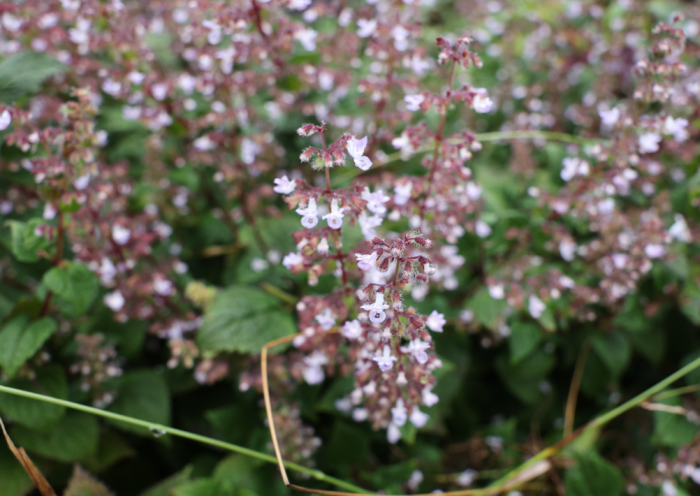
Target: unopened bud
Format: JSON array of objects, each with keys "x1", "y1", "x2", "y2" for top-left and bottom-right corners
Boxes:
[
  {"x1": 297, "y1": 124, "x2": 317, "y2": 136},
  {"x1": 332, "y1": 150, "x2": 345, "y2": 165},
  {"x1": 378, "y1": 257, "x2": 391, "y2": 272},
  {"x1": 403, "y1": 261, "x2": 412, "y2": 278},
  {"x1": 300, "y1": 147, "x2": 315, "y2": 162},
  {"x1": 321, "y1": 151, "x2": 333, "y2": 167}
]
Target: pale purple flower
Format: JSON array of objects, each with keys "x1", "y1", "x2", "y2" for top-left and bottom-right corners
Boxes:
[
  {"x1": 43, "y1": 203, "x2": 57, "y2": 220},
  {"x1": 457, "y1": 469, "x2": 478, "y2": 487},
  {"x1": 400, "y1": 339, "x2": 431, "y2": 364},
  {"x1": 0, "y1": 110, "x2": 11, "y2": 131},
  {"x1": 273, "y1": 175, "x2": 297, "y2": 195},
  {"x1": 410, "y1": 408, "x2": 429, "y2": 427},
  {"x1": 356, "y1": 252, "x2": 378, "y2": 271},
  {"x1": 391, "y1": 25, "x2": 409, "y2": 51},
  {"x1": 426, "y1": 310, "x2": 446, "y2": 332},
  {"x1": 664, "y1": 116, "x2": 689, "y2": 142},
  {"x1": 104, "y1": 291, "x2": 125, "y2": 311},
  {"x1": 489, "y1": 284, "x2": 505, "y2": 299},
  {"x1": 112, "y1": 225, "x2": 131, "y2": 245},
  {"x1": 638, "y1": 133, "x2": 661, "y2": 154},
  {"x1": 316, "y1": 238, "x2": 329, "y2": 254},
  {"x1": 154, "y1": 279, "x2": 173, "y2": 296},
  {"x1": 357, "y1": 18, "x2": 377, "y2": 38},
  {"x1": 373, "y1": 345, "x2": 398, "y2": 371},
  {"x1": 394, "y1": 182, "x2": 413, "y2": 205},
  {"x1": 669, "y1": 214, "x2": 692, "y2": 243},
  {"x1": 322, "y1": 198, "x2": 345, "y2": 229},
  {"x1": 341, "y1": 320, "x2": 363, "y2": 339},
  {"x1": 662, "y1": 481, "x2": 677, "y2": 496},
  {"x1": 472, "y1": 91, "x2": 493, "y2": 113},
  {"x1": 73, "y1": 173, "x2": 90, "y2": 191},
  {"x1": 559, "y1": 239, "x2": 576, "y2": 261},
  {"x1": 352, "y1": 408, "x2": 368, "y2": 422},
  {"x1": 295, "y1": 28, "x2": 318, "y2": 51},
  {"x1": 645, "y1": 244, "x2": 666, "y2": 259},
  {"x1": 560, "y1": 157, "x2": 590, "y2": 182},
  {"x1": 303, "y1": 351, "x2": 328, "y2": 385},
  {"x1": 347, "y1": 136, "x2": 373, "y2": 171},
  {"x1": 288, "y1": 0, "x2": 312, "y2": 10},
  {"x1": 361, "y1": 187, "x2": 390, "y2": 215},
  {"x1": 466, "y1": 181, "x2": 482, "y2": 200},
  {"x1": 528, "y1": 295, "x2": 546, "y2": 319},
  {"x1": 296, "y1": 197, "x2": 319, "y2": 228},
  {"x1": 193, "y1": 135, "x2": 215, "y2": 151},
  {"x1": 599, "y1": 107, "x2": 620, "y2": 126},
  {"x1": 101, "y1": 78, "x2": 122, "y2": 97},
  {"x1": 422, "y1": 387, "x2": 439, "y2": 407},
  {"x1": 362, "y1": 293, "x2": 390, "y2": 324},
  {"x1": 391, "y1": 399, "x2": 407, "y2": 426},
  {"x1": 404, "y1": 94, "x2": 425, "y2": 111},
  {"x1": 282, "y1": 252, "x2": 303, "y2": 270},
  {"x1": 387, "y1": 423, "x2": 402, "y2": 443},
  {"x1": 358, "y1": 211, "x2": 383, "y2": 240},
  {"x1": 128, "y1": 71, "x2": 145, "y2": 85},
  {"x1": 475, "y1": 220, "x2": 491, "y2": 238},
  {"x1": 315, "y1": 308, "x2": 336, "y2": 331}
]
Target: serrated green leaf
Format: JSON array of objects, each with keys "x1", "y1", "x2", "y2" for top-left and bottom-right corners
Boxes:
[
  {"x1": 63, "y1": 465, "x2": 115, "y2": 496},
  {"x1": 138, "y1": 466, "x2": 193, "y2": 496},
  {"x1": 564, "y1": 453, "x2": 623, "y2": 496},
  {"x1": 42, "y1": 262, "x2": 99, "y2": 315},
  {"x1": 11, "y1": 411, "x2": 99, "y2": 462},
  {"x1": 107, "y1": 370, "x2": 170, "y2": 435},
  {"x1": 653, "y1": 395, "x2": 700, "y2": 447},
  {"x1": 81, "y1": 431, "x2": 136, "y2": 474},
  {"x1": 196, "y1": 286, "x2": 295, "y2": 354},
  {"x1": 509, "y1": 322, "x2": 542, "y2": 364},
  {"x1": 591, "y1": 331, "x2": 630, "y2": 377},
  {"x1": 6, "y1": 220, "x2": 51, "y2": 263},
  {"x1": 495, "y1": 350, "x2": 556, "y2": 404},
  {"x1": 172, "y1": 478, "x2": 225, "y2": 496},
  {"x1": 0, "y1": 364, "x2": 67, "y2": 430},
  {"x1": 0, "y1": 52, "x2": 65, "y2": 104},
  {"x1": 0, "y1": 316, "x2": 57, "y2": 378}
]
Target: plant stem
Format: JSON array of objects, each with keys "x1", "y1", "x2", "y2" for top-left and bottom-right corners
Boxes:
[
  {"x1": 489, "y1": 354, "x2": 700, "y2": 490},
  {"x1": 0, "y1": 385, "x2": 360, "y2": 492},
  {"x1": 563, "y1": 341, "x2": 590, "y2": 438}
]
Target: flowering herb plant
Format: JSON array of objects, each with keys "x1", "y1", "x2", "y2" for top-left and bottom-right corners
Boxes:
[{"x1": 1, "y1": 1, "x2": 700, "y2": 495}]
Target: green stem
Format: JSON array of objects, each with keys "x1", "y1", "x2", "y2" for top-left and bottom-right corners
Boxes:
[
  {"x1": 331, "y1": 130, "x2": 598, "y2": 187},
  {"x1": 0, "y1": 385, "x2": 367, "y2": 494},
  {"x1": 489, "y1": 355, "x2": 700, "y2": 488}
]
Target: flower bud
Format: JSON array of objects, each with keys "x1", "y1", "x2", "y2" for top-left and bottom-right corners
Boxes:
[
  {"x1": 297, "y1": 124, "x2": 317, "y2": 136},
  {"x1": 300, "y1": 147, "x2": 315, "y2": 162},
  {"x1": 332, "y1": 150, "x2": 345, "y2": 165}
]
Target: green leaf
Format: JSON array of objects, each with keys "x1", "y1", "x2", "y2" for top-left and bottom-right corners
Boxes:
[
  {"x1": 0, "y1": 316, "x2": 57, "y2": 378},
  {"x1": 495, "y1": 350, "x2": 556, "y2": 404},
  {"x1": 0, "y1": 364, "x2": 67, "y2": 430},
  {"x1": 0, "y1": 442, "x2": 33, "y2": 496},
  {"x1": 11, "y1": 411, "x2": 99, "y2": 462},
  {"x1": 564, "y1": 453, "x2": 623, "y2": 496},
  {"x1": 138, "y1": 466, "x2": 193, "y2": 496},
  {"x1": 81, "y1": 431, "x2": 136, "y2": 474},
  {"x1": 591, "y1": 331, "x2": 631, "y2": 377},
  {"x1": 509, "y1": 322, "x2": 543, "y2": 364},
  {"x1": 6, "y1": 220, "x2": 51, "y2": 263},
  {"x1": 0, "y1": 52, "x2": 65, "y2": 104},
  {"x1": 42, "y1": 262, "x2": 99, "y2": 315},
  {"x1": 107, "y1": 370, "x2": 171, "y2": 435},
  {"x1": 196, "y1": 286, "x2": 296, "y2": 354},
  {"x1": 172, "y1": 478, "x2": 225, "y2": 496},
  {"x1": 466, "y1": 287, "x2": 507, "y2": 330},
  {"x1": 653, "y1": 395, "x2": 700, "y2": 447}
]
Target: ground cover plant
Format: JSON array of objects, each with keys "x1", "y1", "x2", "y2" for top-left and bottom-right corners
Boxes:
[{"x1": 1, "y1": 0, "x2": 700, "y2": 495}]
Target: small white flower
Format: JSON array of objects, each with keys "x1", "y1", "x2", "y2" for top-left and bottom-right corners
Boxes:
[
  {"x1": 303, "y1": 351, "x2": 328, "y2": 385},
  {"x1": 664, "y1": 116, "x2": 689, "y2": 142},
  {"x1": 645, "y1": 244, "x2": 666, "y2": 259},
  {"x1": 128, "y1": 71, "x2": 145, "y2": 85},
  {"x1": 341, "y1": 320, "x2": 363, "y2": 339},
  {"x1": 362, "y1": 293, "x2": 390, "y2": 324},
  {"x1": 387, "y1": 422, "x2": 402, "y2": 443},
  {"x1": 638, "y1": 133, "x2": 661, "y2": 154},
  {"x1": 410, "y1": 408, "x2": 429, "y2": 427},
  {"x1": 404, "y1": 94, "x2": 425, "y2": 111},
  {"x1": 193, "y1": 135, "x2": 216, "y2": 151},
  {"x1": 599, "y1": 107, "x2": 620, "y2": 126},
  {"x1": 391, "y1": 399, "x2": 407, "y2": 426},
  {"x1": 315, "y1": 308, "x2": 336, "y2": 331},
  {"x1": 273, "y1": 175, "x2": 297, "y2": 195},
  {"x1": 317, "y1": 237, "x2": 329, "y2": 254},
  {"x1": 0, "y1": 110, "x2": 12, "y2": 131},
  {"x1": 457, "y1": 469, "x2": 478, "y2": 487},
  {"x1": 73, "y1": 173, "x2": 90, "y2": 191},
  {"x1": 288, "y1": 0, "x2": 312, "y2": 10},
  {"x1": 394, "y1": 182, "x2": 413, "y2": 205},
  {"x1": 488, "y1": 284, "x2": 504, "y2": 299},
  {"x1": 466, "y1": 181, "x2": 482, "y2": 200},
  {"x1": 101, "y1": 78, "x2": 122, "y2": 97},
  {"x1": 352, "y1": 408, "x2": 368, "y2": 421},
  {"x1": 43, "y1": 203, "x2": 57, "y2": 220},
  {"x1": 662, "y1": 481, "x2": 677, "y2": 496},
  {"x1": 361, "y1": 187, "x2": 390, "y2": 215},
  {"x1": 669, "y1": 214, "x2": 692, "y2": 243},
  {"x1": 296, "y1": 198, "x2": 319, "y2": 228},
  {"x1": 282, "y1": 252, "x2": 304, "y2": 270},
  {"x1": 475, "y1": 220, "x2": 491, "y2": 238},
  {"x1": 528, "y1": 295, "x2": 546, "y2": 319},
  {"x1": 356, "y1": 252, "x2": 378, "y2": 271},
  {"x1": 104, "y1": 291, "x2": 125, "y2": 311},
  {"x1": 356, "y1": 18, "x2": 377, "y2": 38},
  {"x1": 294, "y1": 28, "x2": 318, "y2": 51},
  {"x1": 358, "y1": 211, "x2": 383, "y2": 240},
  {"x1": 426, "y1": 310, "x2": 446, "y2": 332},
  {"x1": 151, "y1": 83, "x2": 168, "y2": 101},
  {"x1": 322, "y1": 198, "x2": 345, "y2": 229},
  {"x1": 347, "y1": 136, "x2": 372, "y2": 171},
  {"x1": 154, "y1": 279, "x2": 173, "y2": 296},
  {"x1": 122, "y1": 105, "x2": 142, "y2": 121},
  {"x1": 422, "y1": 387, "x2": 439, "y2": 407},
  {"x1": 112, "y1": 225, "x2": 131, "y2": 245},
  {"x1": 472, "y1": 91, "x2": 493, "y2": 113},
  {"x1": 373, "y1": 345, "x2": 397, "y2": 371},
  {"x1": 391, "y1": 25, "x2": 409, "y2": 51},
  {"x1": 400, "y1": 339, "x2": 431, "y2": 364}
]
